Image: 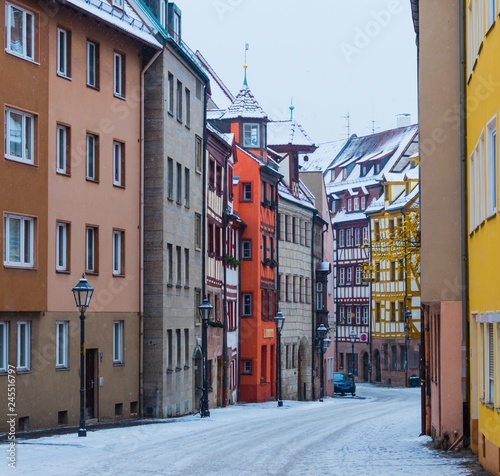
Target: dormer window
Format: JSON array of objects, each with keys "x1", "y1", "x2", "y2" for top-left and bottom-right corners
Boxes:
[
  {"x1": 347, "y1": 199, "x2": 352, "y2": 212},
  {"x1": 112, "y1": 0, "x2": 124, "y2": 9},
  {"x1": 361, "y1": 196, "x2": 366, "y2": 210},
  {"x1": 243, "y1": 123, "x2": 260, "y2": 148},
  {"x1": 353, "y1": 197, "x2": 359, "y2": 211}
]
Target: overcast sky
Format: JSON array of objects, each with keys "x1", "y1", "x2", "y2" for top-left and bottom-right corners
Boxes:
[{"x1": 175, "y1": 0, "x2": 418, "y2": 144}]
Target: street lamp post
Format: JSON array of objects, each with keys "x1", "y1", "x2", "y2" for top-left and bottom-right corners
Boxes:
[
  {"x1": 349, "y1": 329, "x2": 357, "y2": 377},
  {"x1": 274, "y1": 311, "x2": 285, "y2": 407},
  {"x1": 72, "y1": 274, "x2": 94, "y2": 437},
  {"x1": 316, "y1": 323, "x2": 330, "y2": 401},
  {"x1": 199, "y1": 296, "x2": 213, "y2": 417}
]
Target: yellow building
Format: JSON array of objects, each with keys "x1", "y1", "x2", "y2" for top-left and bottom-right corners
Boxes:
[
  {"x1": 365, "y1": 161, "x2": 421, "y2": 387},
  {"x1": 467, "y1": 1, "x2": 500, "y2": 472}
]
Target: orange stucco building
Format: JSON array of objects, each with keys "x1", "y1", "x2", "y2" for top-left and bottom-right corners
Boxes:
[
  {"x1": 0, "y1": 0, "x2": 160, "y2": 432},
  {"x1": 210, "y1": 75, "x2": 281, "y2": 402}
]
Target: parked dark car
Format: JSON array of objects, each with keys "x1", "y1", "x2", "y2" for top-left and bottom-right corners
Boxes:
[{"x1": 334, "y1": 372, "x2": 356, "y2": 396}]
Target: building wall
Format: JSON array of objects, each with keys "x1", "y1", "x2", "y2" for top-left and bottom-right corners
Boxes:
[
  {"x1": 0, "y1": 0, "x2": 151, "y2": 431},
  {"x1": 278, "y1": 200, "x2": 314, "y2": 401},
  {"x1": 143, "y1": 45, "x2": 205, "y2": 417},
  {"x1": 466, "y1": 2, "x2": 500, "y2": 471},
  {"x1": 417, "y1": 0, "x2": 465, "y2": 449}
]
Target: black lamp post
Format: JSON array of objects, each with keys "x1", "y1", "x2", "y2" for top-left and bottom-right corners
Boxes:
[
  {"x1": 274, "y1": 311, "x2": 285, "y2": 407},
  {"x1": 199, "y1": 296, "x2": 213, "y2": 417},
  {"x1": 317, "y1": 323, "x2": 329, "y2": 401},
  {"x1": 72, "y1": 274, "x2": 94, "y2": 437},
  {"x1": 349, "y1": 329, "x2": 357, "y2": 377}
]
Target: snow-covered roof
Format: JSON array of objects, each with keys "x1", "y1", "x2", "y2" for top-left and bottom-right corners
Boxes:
[
  {"x1": 207, "y1": 122, "x2": 234, "y2": 148},
  {"x1": 278, "y1": 181, "x2": 316, "y2": 211},
  {"x1": 220, "y1": 85, "x2": 268, "y2": 120},
  {"x1": 267, "y1": 120, "x2": 315, "y2": 148},
  {"x1": 332, "y1": 209, "x2": 369, "y2": 224},
  {"x1": 325, "y1": 125, "x2": 418, "y2": 195},
  {"x1": 299, "y1": 138, "x2": 350, "y2": 172},
  {"x1": 386, "y1": 182, "x2": 420, "y2": 212},
  {"x1": 66, "y1": 0, "x2": 161, "y2": 47}
]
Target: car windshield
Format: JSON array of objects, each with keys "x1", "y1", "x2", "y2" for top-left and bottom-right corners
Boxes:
[{"x1": 334, "y1": 373, "x2": 348, "y2": 382}]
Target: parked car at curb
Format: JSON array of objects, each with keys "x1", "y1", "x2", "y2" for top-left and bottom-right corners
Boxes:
[{"x1": 334, "y1": 372, "x2": 356, "y2": 396}]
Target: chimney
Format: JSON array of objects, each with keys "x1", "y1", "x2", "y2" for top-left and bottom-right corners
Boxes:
[{"x1": 396, "y1": 113, "x2": 411, "y2": 127}]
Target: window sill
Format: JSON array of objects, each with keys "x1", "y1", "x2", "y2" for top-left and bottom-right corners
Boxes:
[
  {"x1": 86, "y1": 178, "x2": 100, "y2": 184},
  {"x1": 86, "y1": 84, "x2": 100, "y2": 91},
  {"x1": 113, "y1": 273, "x2": 126, "y2": 278},
  {"x1": 5, "y1": 50, "x2": 39, "y2": 65},
  {"x1": 56, "y1": 269, "x2": 71, "y2": 274},
  {"x1": 113, "y1": 183, "x2": 125, "y2": 189},
  {"x1": 55, "y1": 366, "x2": 70, "y2": 371},
  {"x1": 113, "y1": 362, "x2": 125, "y2": 367},
  {"x1": 113, "y1": 94, "x2": 126, "y2": 101},
  {"x1": 56, "y1": 171, "x2": 71, "y2": 177},
  {"x1": 57, "y1": 73, "x2": 72, "y2": 81},
  {"x1": 85, "y1": 271, "x2": 99, "y2": 276}
]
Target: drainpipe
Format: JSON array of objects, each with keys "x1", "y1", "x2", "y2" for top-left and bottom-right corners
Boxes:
[
  {"x1": 140, "y1": 47, "x2": 163, "y2": 417},
  {"x1": 334, "y1": 223, "x2": 339, "y2": 372},
  {"x1": 311, "y1": 210, "x2": 318, "y2": 401},
  {"x1": 459, "y1": 0, "x2": 470, "y2": 447},
  {"x1": 368, "y1": 219, "x2": 373, "y2": 383}
]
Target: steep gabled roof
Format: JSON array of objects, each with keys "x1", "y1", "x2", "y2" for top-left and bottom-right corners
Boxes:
[
  {"x1": 220, "y1": 86, "x2": 268, "y2": 120},
  {"x1": 299, "y1": 138, "x2": 351, "y2": 172}
]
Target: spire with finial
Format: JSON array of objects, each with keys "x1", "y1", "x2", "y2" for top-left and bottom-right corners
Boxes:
[
  {"x1": 289, "y1": 97, "x2": 294, "y2": 121},
  {"x1": 243, "y1": 42, "x2": 249, "y2": 87}
]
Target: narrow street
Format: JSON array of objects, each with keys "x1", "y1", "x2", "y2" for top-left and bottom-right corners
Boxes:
[{"x1": 7, "y1": 385, "x2": 487, "y2": 475}]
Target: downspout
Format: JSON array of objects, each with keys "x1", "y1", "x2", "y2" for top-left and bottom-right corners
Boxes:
[
  {"x1": 334, "y1": 223, "x2": 339, "y2": 372},
  {"x1": 311, "y1": 210, "x2": 318, "y2": 401},
  {"x1": 222, "y1": 146, "x2": 231, "y2": 407},
  {"x1": 459, "y1": 0, "x2": 470, "y2": 447},
  {"x1": 368, "y1": 219, "x2": 373, "y2": 383},
  {"x1": 139, "y1": 47, "x2": 163, "y2": 417},
  {"x1": 202, "y1": 85, "x2": 208, "y2": 299}
]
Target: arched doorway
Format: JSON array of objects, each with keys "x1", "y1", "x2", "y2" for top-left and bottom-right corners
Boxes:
[
  {"x1": 193, "y1": 347, "x2": 202, "y2": 412},
  {"x1": 363, "y1": 352, "x2": 369, "y2": 382},
  {"x1": 374, "y1": 349, "x2": 381, "y2": 382}
]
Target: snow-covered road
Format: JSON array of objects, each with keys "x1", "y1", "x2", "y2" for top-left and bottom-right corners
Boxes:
[{"x1": 3, "y1": 385, "x2": 484, "y2": 475}]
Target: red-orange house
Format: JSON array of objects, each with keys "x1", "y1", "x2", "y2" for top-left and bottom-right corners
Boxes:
[{"x1": 210, "y1": 74, "x2": 282, "y2": 402}]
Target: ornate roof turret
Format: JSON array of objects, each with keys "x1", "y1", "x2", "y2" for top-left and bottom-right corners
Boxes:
[{"x1": 219, "y1": 63, "x2": 267, "y2": 121}]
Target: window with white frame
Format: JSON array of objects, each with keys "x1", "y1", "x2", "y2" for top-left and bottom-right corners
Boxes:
[
  {"x1": 353, "y1": 197, "x2": 359, "y2": 211},
  {"x1": 242, "y1": 183, "x2": 252, "y2": 201},
  {"x1": 167, "y1": 72, "x2": 174, "y2": 115},
  {"x1": 6, "y1": 3, "x2": 35, "y2": 61},
  {"x1": 86, "y1": 40, "x2": 99, "y2": 88},
  {"x1": 362, "y1": 226, "x2": 368, "y2": 244},
  {"x1": 469, "y1": 152, "x2": 476, "y2": 232},
  {"x1": 5, "y1": 107, "x2": 34, "y2": 164},
  {"x1": 0, "y1": 322, "x2": 7, "y2": 372},
  {"x1": 86, "y1": 226, "x2": 97, "y2": 273},
  {"x1": 57, "y1": 27, "x2": 71, "y2": 78},
  {"x1": 339, "y1": 267, "x2": 345, "y2": 285},
  {"x1": 86, "y1": 133, "x2": 98, "y2": 181},
  {"x1": 113, "y1": 52, "x2": 125, "y2": 98},
  {"x1": 363, "y1": 306, "x2": 369, "y2": 324},
  {"x1": 346, "y1": 228, "x2": 353, "y2": 247},
  {"x1": 112, "y1": 229, "x2": 124, "y2": 275},
  {"x1": 487, "y1": 323, "x2": 494, "y2": 404},
  {"x1": 346, "y1": 266, "x2": 352, "y2": 283},
  {"x1": 243, "y1": 123, "x2": 260, "y2": 148},
  {"x1": 242, "y1": 294, "x2": 252, "y2": 316},
  {"x1": 354, "y1": 227, "x2": 361, "y2": 246},
  {"x1": 487, "y1": 118, "x2": 497, "y2": 217},
  {"x1": 113, "y1": 141, "x2": 124, "y2": 187},
  {"x1": 356, "y1": 306, "x2": 361, "y2": 324},
  {"x1": 338, "y1": 229, "x2": 345, "y2": 248},
  {"x1": 316, "y1": 282, "x2": 323, "y2": 310},
  {"x1": 346, "y1": 306, "x2": 352, "y2": 324},
  {"x1": 4, "y1": 214, "x2": 34, "y2": 267},
  {"x1": 56, "y1": 321, "x2": 69, "y2": 368},
  {"x1": 17, "y1": 321, "x2": 30, "y2": 371},
  {"x1": 242, "y1": 240, "x2": 251, "y2": 259},
  {"x1": 355, "y1": 266, "x2": 362, "y2": 285},
  {"x1": 339, "y1": 306, "x2": 345, "y2": 324},
  {"x1": 113, "y1": 320, "x2": 124, "y2": 364},
  {"x1": 56, "y1": 222, "x2": 69, "y2": 271},
  {"x1": 56, "y1": 124, "x2": 69, "y2": 174}
]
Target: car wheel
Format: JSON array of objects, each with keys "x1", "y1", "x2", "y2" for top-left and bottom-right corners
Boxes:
[{"x1": 351, "y1": 393, "x2": 355, "y2": 397}]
